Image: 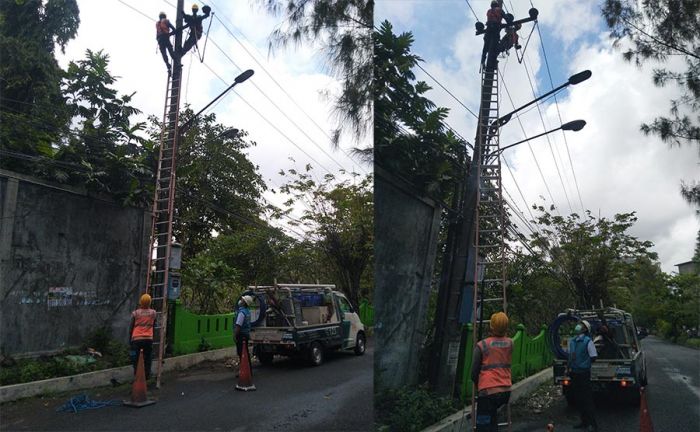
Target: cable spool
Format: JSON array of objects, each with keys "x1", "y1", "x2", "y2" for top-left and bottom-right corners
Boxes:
[
  {"x1": 547, "y1": 313, "x2": 580, "y2": 359},
  {"x1": 239, "y1": 291, "x2": 267, "y2": 327}
]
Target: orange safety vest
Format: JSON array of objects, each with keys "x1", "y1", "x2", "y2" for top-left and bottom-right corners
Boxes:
[
  {"x1": 486, "y1": 7, "x2": 502, "y2": 23},
  {"x1": 131, "y1": 308, "x2": 157, "y2": 341},
  {"x1": 477, "y1": 336, "x2": 513, "y2": 392},
  {"x1": 156, "y1": 19, "x2": 170, "y2": 37}
]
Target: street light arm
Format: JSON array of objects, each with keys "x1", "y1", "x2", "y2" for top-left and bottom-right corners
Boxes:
[
  {"x1": 492, "y1": 70, "x2": 591, "y2": 130},
  {"x1": 495, "y1": 119, "x2": 586, "y2": 155},
  {"x1": 179, "y1": 69, "x2": 255, "y2": 134}
]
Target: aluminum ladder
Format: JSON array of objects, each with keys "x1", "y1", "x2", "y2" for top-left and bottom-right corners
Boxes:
[{"x1": 469, "y1": 67, "x2": 511, "y2": 431}]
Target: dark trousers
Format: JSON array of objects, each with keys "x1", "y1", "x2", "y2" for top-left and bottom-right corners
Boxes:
[
  {"x1": 182, "y1": 32, "x2": 201, "y2": 55},
  {"x1": 571, "y1": 370, "x2": 597, "y2": 428},
  {"x1": 130, "y1": 339, "x2": 153, "y2": 380},
  {"x1": 158, "y1": 36, "x2": 174, "y2": 68},
  {"x1": 475, "y1": 391, "x2": 510, "y2": 431}
]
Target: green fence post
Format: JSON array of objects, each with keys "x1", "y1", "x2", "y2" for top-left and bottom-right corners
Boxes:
[{"x1": 511, "y1": 324, "x2": 525, "y2": 380}]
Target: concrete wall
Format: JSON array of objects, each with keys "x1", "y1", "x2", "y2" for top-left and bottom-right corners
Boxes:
[
  {"x1": 0, "y1": 169, "x2": 150, "y2": 356},
  {"x1": 374, "y1": 167, "x2": 442, "y2": 390}
]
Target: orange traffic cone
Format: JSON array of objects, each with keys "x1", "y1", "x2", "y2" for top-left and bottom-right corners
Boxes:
[
  {"x1": 235, "y1": 340, "x2": 256, "y2": 391},
  {"x1": 639, "y1": 387, "x2": 654, "y2": 432},
  {"x1": 123, "y1": 349, "x2": 157, "y2": 407}
]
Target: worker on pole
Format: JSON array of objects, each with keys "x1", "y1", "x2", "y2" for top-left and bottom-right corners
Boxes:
[
  {"x1": 567, "y1": 320, "x2": 599, "y2": 431},
  {"x1": 234, "y1": 295, "x2": 253, "y2": 375},
  {"x1": 481, "y1": 1, "x2": 503, "y2": 69},
  {"x1": 156, "y1": 12, "x2": 176, "y2": 72},
  {"x1": 471, "y1": 312, "x2": 513, "y2": 431},
  {"x1": 180, "y1": 3, "x2": 211, "y2": 56},
  {"x1": 128, "y1": 294, "x2": 157, "y2": 380}
]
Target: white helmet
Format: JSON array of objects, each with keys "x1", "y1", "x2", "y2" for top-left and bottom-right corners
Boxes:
[
  {"x1": 241, "y1": 295, "x2": 254, "y2": 306},
  {"x1": 576, "y1": 320, "x2": 591, "y2": 334}
]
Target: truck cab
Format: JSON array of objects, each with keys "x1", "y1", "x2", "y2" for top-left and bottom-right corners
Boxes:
[
  {"x1": 244, "y1": 284, "x2": 366, "y2": 366},
  {"x1": 552, "y1": 308, "x2": 647, "y2": 405}
]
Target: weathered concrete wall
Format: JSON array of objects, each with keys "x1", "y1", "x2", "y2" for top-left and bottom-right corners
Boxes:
[
  {"x1": 374, "y1": 167, "x2": 442, "y2": 390},
  {"x1": 0, "y1": 169, "x2": 150, "y2": 356}
]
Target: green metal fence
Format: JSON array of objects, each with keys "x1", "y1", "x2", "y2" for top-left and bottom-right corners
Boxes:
[
  {"x1": 359, "y1": 300, "x2": 374, "y2": 326},
  {"x1": 170, "y1": 301, "x2": 235, "y2": 355},
  {"x1": 457, "y1": 323, "x2": 553, "y2": 402}
]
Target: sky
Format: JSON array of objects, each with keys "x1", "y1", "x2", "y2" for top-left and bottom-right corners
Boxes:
[
  {"x1": 375, "y1": 0, "x2": 699, "y2": 273},
  {"x1": 56, "y1": 0, "x2": 371, "y2": 241}
]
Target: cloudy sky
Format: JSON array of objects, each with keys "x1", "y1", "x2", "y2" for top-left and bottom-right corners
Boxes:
[
  {"x1": 376, "y1": 0, "x2": 699, "y2": 273},
  {"x1": 57, "y1": 0, "x2": 371, "y2": 241}
]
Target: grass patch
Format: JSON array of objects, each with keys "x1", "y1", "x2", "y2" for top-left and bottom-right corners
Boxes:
[
  {"x1": 0, "y1": 328, "x2": 130, "y2": 386},
  {"x1": 375, "y1": 386, "x2": 459, "y2": 432}
]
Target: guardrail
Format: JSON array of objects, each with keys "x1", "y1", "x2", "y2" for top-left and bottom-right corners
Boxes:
[
  {"x1": 171, "y1": 302, "x2": 235, "y2": 355},
  {"x1": 456, "y1": 323, "x2": 553, "y2": 402}
]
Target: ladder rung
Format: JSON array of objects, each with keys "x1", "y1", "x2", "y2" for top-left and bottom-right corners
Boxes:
[
  {"x1": 479, "y1": 297, "x2": 504, "y2": 303},
  {"x1": 482, "y1": 278, "x2": 503, "y2": 283},
  {"x1": 477, "y1": 244, "x2": 501, "y2": 248}
]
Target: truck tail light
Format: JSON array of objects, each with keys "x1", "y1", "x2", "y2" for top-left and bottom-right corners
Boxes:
[
  {"x1": 563, "y1": 379, "x2": 570, "y2": 386},
  {"x1": 620, "y1": 380, "x2": 628, "y2": 387}
]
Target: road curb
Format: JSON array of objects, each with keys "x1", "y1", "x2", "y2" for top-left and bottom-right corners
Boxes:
[
  {"x1": 0, "y1": 347, "x2": 235, "y2": 403},
  {"x1": 421, "y1": 367, "x2": 553, "y2": 432}
]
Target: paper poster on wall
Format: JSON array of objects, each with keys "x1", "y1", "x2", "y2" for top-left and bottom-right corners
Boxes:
[{"x1": 47, "y1": 287, "x2": 72, "y2": 307}]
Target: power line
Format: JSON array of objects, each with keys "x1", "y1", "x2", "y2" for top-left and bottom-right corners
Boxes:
[
  {"x1": 520, "y1": 57, "x2": 574, "y2": 213},
  {"x1": 204, "y1": 37, "x2": 350, "y2": 173},
  {"x1": 464, "y1": 0, "x2": 479, "y2": 22},
  {"x1": 533, "y1": 19, "x2": 585, "y2": 213},
  {"x1": 497, "y1": 68, "x2": 560, "y2": 215},
  {"x1": 415, "y1": 63, "x2": 479, "y2": 119},
  {"x1": 207, "y1": 10, "x2": 369, "y2": 174}
]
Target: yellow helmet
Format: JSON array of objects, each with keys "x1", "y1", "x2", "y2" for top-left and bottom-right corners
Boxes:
[
  {"x1": 490, "y1": 312, "x2": 509, "y2": 336},
  {"x1": 192, "y1": 3, "x2": 199, "y2": 10},
  {"x1": 139, "y1": 294, "x2": 152, "y2": 308}
]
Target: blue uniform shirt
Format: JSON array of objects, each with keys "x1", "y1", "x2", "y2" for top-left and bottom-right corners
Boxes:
[{"x1": 236, "y1": 306, "x2": 251, "y2": 335}]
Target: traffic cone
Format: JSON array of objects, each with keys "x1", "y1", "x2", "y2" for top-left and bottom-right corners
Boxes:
[
  {"x1": 235, "y1": 340, "x2": 256, "y2": 391},
  {"x1": 639, "y1": 387, "x2": 654, "y2": 432},
  {"x1": 123, "y1": 349, "x2": 157, "y2": 407}
]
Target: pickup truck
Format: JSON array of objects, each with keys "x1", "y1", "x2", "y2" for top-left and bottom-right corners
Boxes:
[
  {"x1": 243, "y1": 284, "x2": 366, "y2": 366},
  {"x1": 551, "y1": 307, "x2": 647, "y2": 405}
]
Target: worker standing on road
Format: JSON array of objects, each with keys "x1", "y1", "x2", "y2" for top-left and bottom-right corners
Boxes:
[
  {"x1": 235, "y1": 295, "x2": 253, "y2": 373},
  {"x1": 568, "y1": 320, "x2": 599, "y2": 431},
  {"x1": 471, "y1": 312, "x2": 513, "y2": 431},
  {"x1": 156, "y1": 12, "x2": 176, "y2": 72},
  {"x1": 481, "y1": 1, "x2": 503, "y2": 68},
  {"x1": 128, "y1": 294, "x2": 157, "y2": 380}
]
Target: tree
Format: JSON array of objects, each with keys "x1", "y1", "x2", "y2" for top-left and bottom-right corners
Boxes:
[
  {"x1": 259, "y1": 0, "x2": 373, "y2": 149},
  {"x1": 149, "y1": 110, "x2": 267, "y2": 259},
  {"x1": 602, "y1": 0, "x2": 699, "y2": 210},
  {"x1": 374, "y1": 20, "x2": 468, "y2": 200},
  {"x1": 0, "y1": 0, "x2": 80, "y2": 163},
  {"x1": 526, "y1": 208, "x2": 657, "y2": 308},
  {"x1": 272, "y1": 166, "x2": 373, "y2": 307}
]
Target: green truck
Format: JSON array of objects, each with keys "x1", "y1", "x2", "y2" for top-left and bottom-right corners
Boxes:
[{"x1": 246, "y1": 284, "x2": 366, "y2": 366}]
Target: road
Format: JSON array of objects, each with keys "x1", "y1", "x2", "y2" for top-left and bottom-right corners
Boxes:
[
  {"x1": 510, "y1": 336, "x2": 700, "y2": 431},
  {"x1": 1, "y1": 343, "x2": 373, "y2": 431}
]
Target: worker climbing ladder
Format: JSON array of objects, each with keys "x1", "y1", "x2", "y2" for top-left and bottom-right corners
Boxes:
[
  {"x1": 144, "y1": 56, "x2": 184, "y2": 389},
  {"x1": 469, "y1": 66, "x2": 511, "y2": 431}
]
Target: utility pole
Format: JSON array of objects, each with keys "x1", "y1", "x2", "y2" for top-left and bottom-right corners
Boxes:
[{"x1": 429, "y1": 4, "x2": 539, "y2": 400}]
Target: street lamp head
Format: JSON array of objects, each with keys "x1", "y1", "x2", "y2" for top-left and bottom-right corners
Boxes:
[
  {"x1": 235, "y1": 69, "x2": 255, "y2": 84},
  {"x1": 220, "y1": 128, "x2": 239, "y2": 139},
  {"x1": 528, "y1": 7, "x2": 539, "y2": 20},
  {"x1": 561, "y1": 119, "x2": 586, "y2": 131},
  {"x1": 567, "y1": 70, "x2": 592, "y2": 86}
]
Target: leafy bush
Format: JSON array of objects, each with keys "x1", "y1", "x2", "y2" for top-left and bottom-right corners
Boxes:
[
  {"x1": 684, "y1": 339, "x2": 700, "y2": 349},
  {"x1": 375, "y1": 386, "x2": 457, "y2": 432}
]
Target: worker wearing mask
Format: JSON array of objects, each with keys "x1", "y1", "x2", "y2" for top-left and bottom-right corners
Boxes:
[
  {"x1": 235, "y1": 295, "x2": 253, "y2": 373},
  {"x1": 471, "y1": 312, "x2": 513, "y2": 431},
  {"x1": 568, "y1": 320, "x2": 599, "y2": 431},
  {"x1": 128, "y1": 294, "x2": 157, "y2": 380}
]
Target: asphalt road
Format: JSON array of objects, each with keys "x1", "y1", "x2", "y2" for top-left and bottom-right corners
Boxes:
[
  {"x1": 510, "y1": 336, "x2": 700, "y2": 431},
  {"x1": 0, "y1": 342, "x2": 373, "y2": 431}
]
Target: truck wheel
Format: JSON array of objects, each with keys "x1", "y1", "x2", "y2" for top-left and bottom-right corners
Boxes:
[
  {"x1": 258, "y1": 352, "x2": 274, "y2": 366},
  {"x1": 354, "y1": 332, "x2": 366, "y2": 356},
  {"x1": 308, "y1": 342, "x2": 323, "y2": 367}
]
